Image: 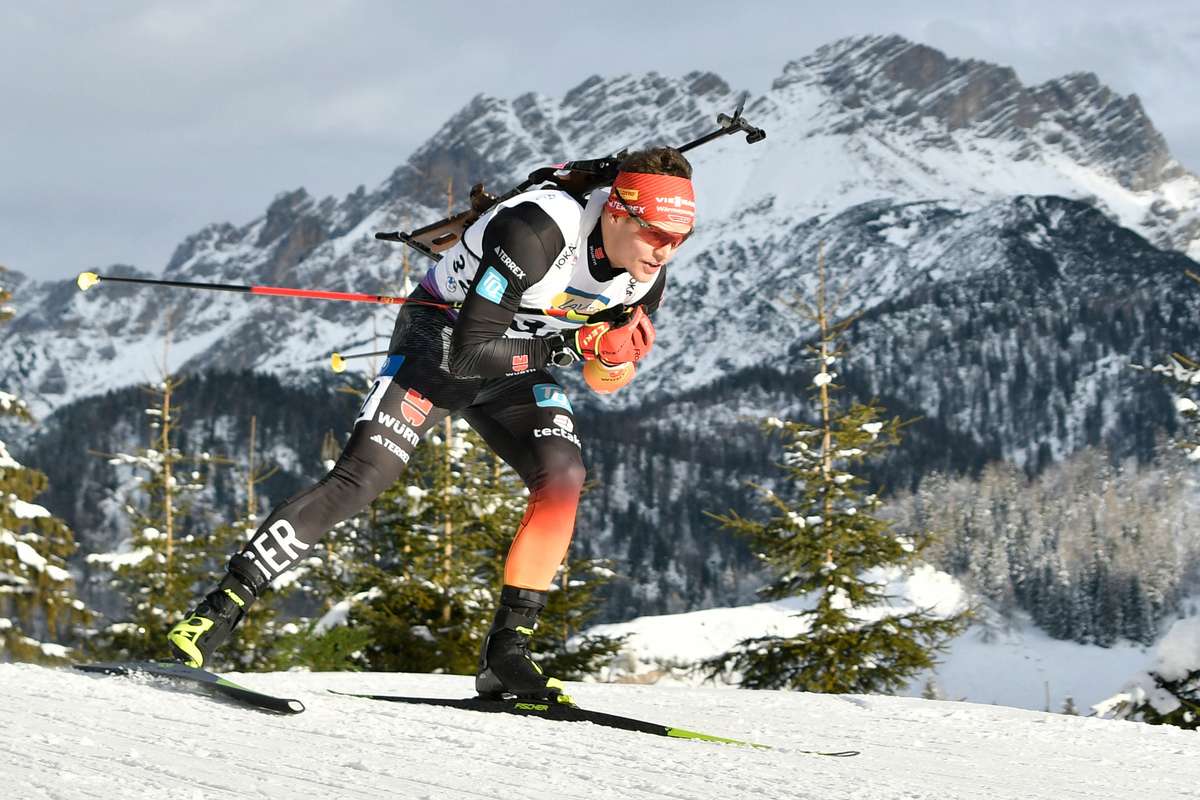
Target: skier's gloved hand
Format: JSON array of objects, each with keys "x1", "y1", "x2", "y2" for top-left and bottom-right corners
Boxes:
[
  {"x1": 573, "y1": 306, "x2": 656, "y2": 367},
  {"x1": 582, "y1": 303, "x2": 629, "y2": 325}
]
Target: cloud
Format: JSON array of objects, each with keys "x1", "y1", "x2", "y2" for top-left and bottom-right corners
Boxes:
[{"x1": 129, "y1": 3, "x2": 234, "y2": 43}]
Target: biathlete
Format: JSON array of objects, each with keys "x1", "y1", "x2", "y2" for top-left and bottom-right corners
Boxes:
[{"x1": 167, "y1": 146, "x2": 696, "y2": 700}]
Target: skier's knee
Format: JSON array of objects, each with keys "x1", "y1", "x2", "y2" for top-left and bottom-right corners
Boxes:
[
  {"x1": 325, "y1": 449, "x2": 395, "y2": 505},
  {"x1": 536, "y1": 449, "x2": 586, "y2": 495},
  {"x1": 561, "y1": 457, "x2": 586, "y2": 492}
]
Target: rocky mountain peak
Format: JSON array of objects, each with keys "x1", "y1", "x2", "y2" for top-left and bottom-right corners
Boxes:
[
  {"x1": 775, "y1": 34, "x2": 1178, "y2": 193},
  {"x1": 1027, "y1": 72, "x2": 1178, "y2": 191},
  {"x1": 164, "y1": 222, "x2": 243, "y2": 277},
  {"x1": 379, "y1": 69, "x2": 741, "y2": 221},
  {"x1": 257, "y1": 188, "x2": 316, "y2": 248}
]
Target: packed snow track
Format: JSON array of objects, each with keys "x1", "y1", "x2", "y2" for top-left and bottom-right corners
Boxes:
[{"x1": 1, "y1": 664, "x2": 1195, "y2": 799}]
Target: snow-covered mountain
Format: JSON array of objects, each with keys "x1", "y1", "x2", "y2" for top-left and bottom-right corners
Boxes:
[
  {"x1": 4, "y1": 662, "x2": 1197, "y2": 800},
  {"x1": 3, "y1": 33, "x2": 1198, "y2": 419}
]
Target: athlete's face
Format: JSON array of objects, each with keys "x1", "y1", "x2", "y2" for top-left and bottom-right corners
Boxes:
[{"x1": 600, "y1": 213, "x2": 691, "y2": 282}]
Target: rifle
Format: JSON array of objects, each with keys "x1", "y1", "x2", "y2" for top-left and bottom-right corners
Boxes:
[{"x1": 375, "y1": 99, "x2": 766, "y2": 261}]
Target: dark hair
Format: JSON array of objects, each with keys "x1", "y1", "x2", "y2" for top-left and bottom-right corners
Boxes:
[{"x1": 617, "y1": 147, "x2": 693, "y2": 179}]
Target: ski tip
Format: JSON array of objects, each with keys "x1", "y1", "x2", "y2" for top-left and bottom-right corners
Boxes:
[
  {"x1": 665, "y1": 727, "x2": 771, "y2": 750},
  {"x1": 287, "y1": 699, "x2": 306, "y2": 713},
  {"x1": 76, "y1": 272, "x2": 100, "y2": 292}
]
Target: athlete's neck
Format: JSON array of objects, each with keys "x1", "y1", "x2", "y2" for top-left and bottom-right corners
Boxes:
[{"x1": 588, "y1": 224, "x2": 623, "y2": 281}]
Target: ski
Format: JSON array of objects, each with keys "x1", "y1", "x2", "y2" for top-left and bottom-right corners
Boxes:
[
  {"x1": 329, "y1": 691, "x2": 858, "y2": 756},
  {"x1": 74, "y1": 660, "x2": 305, "y2": 715}
]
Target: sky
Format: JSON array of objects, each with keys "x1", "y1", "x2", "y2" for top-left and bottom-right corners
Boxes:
[{"x1": 2, "y1": 1, "x2": 1197, "y2": 283}]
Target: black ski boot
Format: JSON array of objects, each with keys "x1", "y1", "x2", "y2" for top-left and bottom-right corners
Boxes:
[
  {"x1": 476, "y1": 586, "x2": 570, "y2": 703},
  {"x1": 167, "y1": 554, "x2": 264, "y2": 669}
]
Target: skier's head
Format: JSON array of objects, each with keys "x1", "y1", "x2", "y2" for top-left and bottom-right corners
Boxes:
[{"x1": 600, "y1": 147, "x2": 694, "y2": 282}]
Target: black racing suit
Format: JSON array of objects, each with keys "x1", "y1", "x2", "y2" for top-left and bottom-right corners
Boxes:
[{"x1": 231, "y1": 193, "x2": 663, "y2": 593}]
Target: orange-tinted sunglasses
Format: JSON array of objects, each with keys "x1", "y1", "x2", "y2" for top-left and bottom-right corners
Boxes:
[{"x1": 611, "y1": 189, "x2": 693, "y2": 249}]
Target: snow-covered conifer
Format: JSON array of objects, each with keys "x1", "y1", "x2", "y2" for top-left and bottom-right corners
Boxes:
[
  {"x1": 280, "y1": 399, "x2": 621, "y2": 676},
  {"x1": 890, "y1": 452, "x2": 1189, "y2": 646},
  {"x1": 88, "y1": 369, "x2": 277, "y2": 664},
  {"x1": 1095, "y1": 616, "x2": 1200, "y2": 729},
  {"x1": 0, "y1": 272, "x2": 91, "y2": 662},
  {"x1": 1097, "y1": 278, "x2": 1200, "y2": 727},
  {"x1": 347, "y1": 416, "x2": 506, "y2": 673},
  {"x1": 705, "y1": 251, "x2": 967, "y2": 693}
]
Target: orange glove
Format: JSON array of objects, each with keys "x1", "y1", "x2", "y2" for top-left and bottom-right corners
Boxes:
[{"x1": 574, "y1": 306, "x2": 656, "y2": 366}]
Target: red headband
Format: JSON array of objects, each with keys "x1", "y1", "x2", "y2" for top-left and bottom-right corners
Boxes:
[{"x1": 606, "y1": 172, "x2": 696, "y2": 226}]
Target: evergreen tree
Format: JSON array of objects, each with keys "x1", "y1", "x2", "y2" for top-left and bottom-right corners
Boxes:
[
  {"x1": 268, "y1": 406, "x2": 518, "y2": 674},
  {"x1": 1149, "y1": 340, "x2": 1200, "y2": 461},
  {"x1": 890, "y1": 451, "x2": 1186, "y2": 647},
  {"x1": 705, "y1": 251, "x2": 968, "y2": 693},
  {"x1": 0, "y1": 273, "x2": 91, "y2": 662},
  {"x1": 276, "y1": 396, "x2": 621, "y2": 677},
  {"x1": 1102, "y1": 669, "x2": 1200, "y2": 730},
  {"x1": 1095, "y1": 617, "x2": 1200, "y2": 730},
  {"x1": 350, "y1": 416, "x2": 500, "y2": 673},
  {"x1": 348, "y1": 417, "x2": 621, "y2": 677},
  {"x1": 1097, "y1": 273, "x2": 1200, "y2": 728},
  {"x1": 87, "y1": 371, "x2": 281, "y2": 665},
  {"x1": 254, "y1": 465, "x2": 374, "y2": 672}
]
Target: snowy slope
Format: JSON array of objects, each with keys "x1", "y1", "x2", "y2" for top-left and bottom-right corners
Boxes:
[
  {"x1": 586, "y1": 564, "x2": 1150, "y2": 712},
  {"x1": 3, "y1": 664, "x2": 1198, "y2": 800},
  {"x1": 589, "y1": 596, "x2": 1154, "y2": 715}
]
